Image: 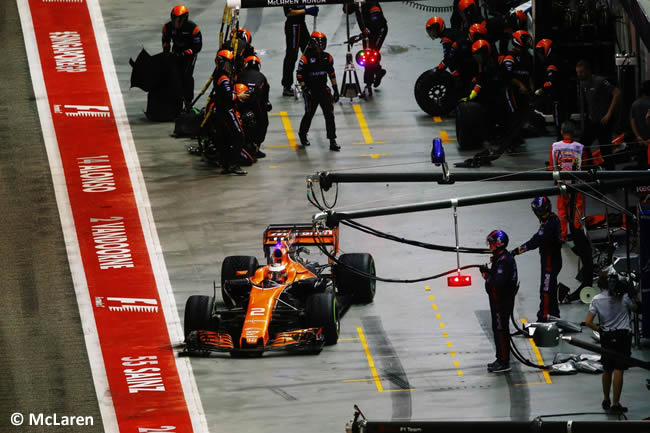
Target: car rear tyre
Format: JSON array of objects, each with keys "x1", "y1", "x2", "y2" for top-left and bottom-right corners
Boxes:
[
  {"x1": 335, "y1": 253, "x2": 376, "y2": 304},
  {"x1": 414, "y1": 69, "x2": 458, "y2": 116},
  {"x1": 455, "y1": 101, "x2": 486, "y2": 149},
  {"x1": 306, "y1": 292, "x2": 340, "y2": 346},
  {"x1": 184, "y1": 295, "x2": 217, "y2": 338},
  {"x1": 221, "y1": 255, "x2": 259, "y2": 307}
]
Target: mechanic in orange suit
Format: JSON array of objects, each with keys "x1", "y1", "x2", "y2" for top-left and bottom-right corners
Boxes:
[{"x1": 162, "y1": 5, "x2": 202, "y2": 110}]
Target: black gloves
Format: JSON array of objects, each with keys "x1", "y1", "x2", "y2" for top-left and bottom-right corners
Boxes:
[
  {"x1": 479, "y1": 264, "x2": 489, "y2": 274},
  {"x1": 510, "y1": 248, "x2": 520, "y2": 256},
  {"x1": 333, "y1": 86, "x2": 340, "y2": 103},
  {"x1": 306, "y1": 6, "x2": 319, "y2": 16},
  {"x1": 266, "y1": 101, "x2": 272, "y2": 112}
]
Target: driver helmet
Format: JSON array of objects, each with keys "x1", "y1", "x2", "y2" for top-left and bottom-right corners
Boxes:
[
  {"x1": 531, "y1": 196, "x2": 552, "y2": 219},
  {"x1": 171, "y1": 5, "x2": 189, "y2": 28},
  {"x1": 486, "y1": 230, "x2": 509, "y2": 252},
  {"x1": 426, "y1": 16, "x2": 445, "y2": 40},
  {"x1": 267, "y1": 263, "x2": 288, "y2": 284}
]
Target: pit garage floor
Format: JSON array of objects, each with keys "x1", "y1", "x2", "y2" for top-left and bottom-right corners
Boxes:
[{"x1": 3, "y1": 0, "x2": 650, "y2": 432}]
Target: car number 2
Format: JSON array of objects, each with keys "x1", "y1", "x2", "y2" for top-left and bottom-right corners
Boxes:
[{"x1": 250, "y1": 307, "x2": 265, "y2": 316}]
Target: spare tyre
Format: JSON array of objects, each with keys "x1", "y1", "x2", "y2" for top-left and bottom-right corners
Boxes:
[
  {"x1": 414, "y1": 69, "x2": 459, "y2": 116},
  {"x1": 455, "y1": 100, "x2": 487, "y2": 149}
]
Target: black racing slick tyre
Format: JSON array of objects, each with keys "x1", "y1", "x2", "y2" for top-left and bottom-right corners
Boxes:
[
  {"x1": 306, "y1": 292, "x2": 340, "y2": 346},
  {"x1": 221, "y1": 256, "x2": 259, "y2": 308},
  {"x1": 414, "y1": 69, "x2": 458, "y2": 116},
  {"x1": 335, "y1": 253, "x2": 376, "y2": 304},
  {"x1": 455, "y1": 100, "x2": 486, "y2": 150},
  {"x1": 184, "y1": 295, "x2": 217, "y2": 338}
]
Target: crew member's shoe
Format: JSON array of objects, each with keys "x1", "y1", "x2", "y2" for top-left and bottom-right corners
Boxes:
[
  {"x1": 255, "y1": 149, "x2": 266, "y2": 159},
  {"x1": 222, "y1": 164, "x2": 247, "y2": 176},
  {"x1": 299, "y1": 134, "x2": 310, "y2": 147},
  {"x1": 283, "y1": 86, "x2": 294, "y2": 97},
  {"x1": 329, "y1": 139, "x2": 341, "y2": 151},
  {"x1": 609, "y1": 404, "x2": 628, "y2": 414},
  {"x1": 601, "y1": 399, "x2": 611, "y2": 411},
  {"x1": 373, "y1": 68, "x2": 387, "y2": 88},
  {"x1": 487, "y1": 360, "x2": 511, "y2": 373}
]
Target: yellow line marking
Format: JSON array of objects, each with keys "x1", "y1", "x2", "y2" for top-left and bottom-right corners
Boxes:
[
  {"x1": 440, "y1": 322, "x2": 446, "y2": 329},
  {"x1": 358, "y1": 153, "x2": 391, "y2": 159},
  {"x1": 457, "y1": 370, "x2": 464, "y2": 377},
  {"x1": 343, "y1": 378, "x2": 375, "y2": 383},
  {"x1": 383, "y1": 389, "x2": 416, "y2": 393},
  {"x1": 521, "y1": 318, "x2": 552, "y2": 384},
  {"x1": 433, "y1": 116, "x2": 443, "y2": 123},
  {"x1": 339, "y1": 337, "x2": 361, "y2": 341},
  {"x1": 428, "y1": 295, "x2": 435, "y2": 301},
  {"x1": 357, "y1": 327, "x2": 383, "y2": 392},
  {"x1": 425, "y1": 286, "x2": 431, "y2": 291},
  {"x1": 446, "y1": 341, "x2": 453, "y2": 348},
  {"x1": 435, "y1": 313, "x2": 441, "y2": 319},
  {"x1": 266, "y1": 145, "x2": 290, "y2": 149},
  {"x1": 353, "y1": 104, "x2": 377, "y2": 144},
  {"x1": 269, "y1": 165, "x2": 278, "y2": 168},
  {"x1": 431, "y1": 304, "x2": 438, "y2": 310},
  {"x1": 352, "y1": 141, "x2": 386, "y2": 145},
  {"x1": 443, "y1": 332, "x2": 449, "y2": 338},
  {"x1": 453, "y1": 361, "x2": 460, "y2": 367},
  {"x1": 450, "y1": 351, "x2": 456, "y2": 357},
  {"x1": 279, "y1": 111, "x2": 298, "y2": 150},
  {"x1": 440, "y1": 130, "x2": 454, "y2": 143},
  {"x1": 268, "y1": 112, "x2": 282, "y2": 116}
]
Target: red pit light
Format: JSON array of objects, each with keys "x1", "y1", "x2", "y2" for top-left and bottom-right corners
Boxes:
[{"x1": 447, "y1": 274, "x2": 472, "y2": 287}]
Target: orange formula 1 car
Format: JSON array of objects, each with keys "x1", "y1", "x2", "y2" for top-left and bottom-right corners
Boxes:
[{"x1": 183, "y1": 224, "x2": 376, "y2": 356}]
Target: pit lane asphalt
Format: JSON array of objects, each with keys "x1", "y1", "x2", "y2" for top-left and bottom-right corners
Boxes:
[
  {"x1": 0, "y1": 1, "x2": 103, "y2": 431},
  {"x1": 5, "y1": 0, "x2": 650, "y2": 432}
]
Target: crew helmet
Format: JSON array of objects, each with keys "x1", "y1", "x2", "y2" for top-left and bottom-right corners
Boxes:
[
  {"x1": 512, "y1": 30, "x2": 533, "y2": 50},
  {"x1": 244, "y1": 55, "x2": 262, "y2": 70},
  {"x1": 426, "y1": 16, "x2": 445, "y2": 40},
  {"x1": 171, "y1": 5, "x2": 189, "y2": 25},
  {"x1": 531, "y1": 196, "x2": 552, "y2": 218},
  {"x1": 310, "y1": 32, "x2": 327, "y2": 51},
  {"x1": 486, "y1": 230, "x2": 509, "y2": 252}
]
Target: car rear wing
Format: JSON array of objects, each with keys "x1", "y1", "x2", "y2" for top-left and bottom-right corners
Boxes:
[{"x1": 263, "y1": 223, "x2": 339, "y2": 257}]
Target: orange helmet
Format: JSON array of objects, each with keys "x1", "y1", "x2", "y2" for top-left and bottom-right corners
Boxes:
[
  {"x1": 171, "y1": 5, "x2": 189, "y2": 23},
  {"x1": 468, "y1": 22, "x2": 487, "y2": 42},
  {"x1": 236, "y1": 28, "x2": 252, "y2": 44},
  {"x1": 234, "y1": 83, "x2": 249, "y2": 94},
  {"x1": 244, "y1": 55, "x2": 261, "y2": 70},
  {"x1": 512, "y1": 30, "x2": 533, "y2": 50},
  {"x1": 535, "y1": 38, "x2": 553, "y2": 59},
  {"x1": 471, "y1": 39, "x2": 491, "y2": 63},
  {"x1": 509, "y1": 10, "x2": 528, "y2": 29},
  {"x1": 458, "y1": 0, "x2": 477, "y2": 12},
  {"x1": 215, "y1": 49, "x2": 234, "y2": 72},
  {"x1": 216, "y1": 49, "x2": 234, "y2": 61},
  {"x1": 310, "y1": 32, "x2": 327, "y2": 50},
  {"x1": 426, "y1": 16, "x2": 445, "y2": 40}
]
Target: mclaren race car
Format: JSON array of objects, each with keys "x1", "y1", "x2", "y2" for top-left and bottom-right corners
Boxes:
[{"x1": 183, "y1": 224, "x2": 376, "y2": 356}]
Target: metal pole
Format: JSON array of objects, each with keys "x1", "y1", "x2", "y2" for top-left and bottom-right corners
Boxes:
[
  {"x1": 315, "y1": 179, "x2": 645, "y2": 227},
  {"x1": 314, "y1": 170, "x2": 650, "y2": 190},
  {"x1": 452, "y1": 199, "x2": 460, "y2": 271}
]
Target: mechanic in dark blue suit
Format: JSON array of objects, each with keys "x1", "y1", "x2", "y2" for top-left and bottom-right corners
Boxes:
[
  {"x1": 511, "y1": 196, "x2": 563, "y2": 321},
  {"x1": 481, "y1": 230, "x2": 519, "y2": 373}
]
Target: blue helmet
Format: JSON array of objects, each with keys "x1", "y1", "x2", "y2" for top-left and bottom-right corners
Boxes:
[
  {"x1": 486, "y1": 230, "x2": 509, "y2": 252},
  {"x1": 531, "y1": 196, "x2": 552, "y2": 219}
]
